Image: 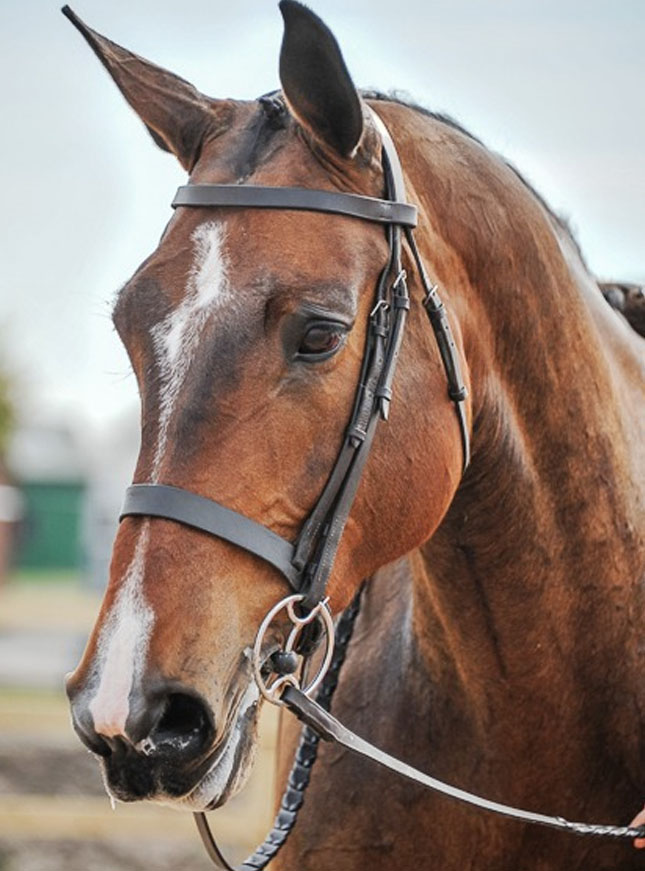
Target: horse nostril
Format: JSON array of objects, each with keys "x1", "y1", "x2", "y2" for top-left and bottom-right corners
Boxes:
[{"x1": 143, "y1": 692, "x2": 215, "y2": 759}]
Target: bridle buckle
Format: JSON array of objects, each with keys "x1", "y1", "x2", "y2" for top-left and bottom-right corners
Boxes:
[{"x1": 370, "y1": 298, "x2": 390, "y2": 318}]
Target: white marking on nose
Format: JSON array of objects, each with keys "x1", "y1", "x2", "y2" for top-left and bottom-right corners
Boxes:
[
  {"x1": 150, "y1": 221, "x2": 231, "y2": 478},
  {"x1": 89, "y1": 527, "x2": 154, "y2": 739}
]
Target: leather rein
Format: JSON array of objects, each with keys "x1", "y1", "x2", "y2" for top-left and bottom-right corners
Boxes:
[{"x1": 118, "y1": 108, "x2": 645, "y2": 866}]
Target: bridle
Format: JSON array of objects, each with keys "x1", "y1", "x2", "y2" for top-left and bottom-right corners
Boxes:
[
  {"x1": 118, "y1": 106, "x2": 644, "y2": 866},
  {"x1": 121, "y1": 107, "x2": 469, "y2": 614}
]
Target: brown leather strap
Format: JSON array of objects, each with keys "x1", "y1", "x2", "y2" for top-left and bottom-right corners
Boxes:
[{"x1": 172, "y1": 184, "x2": 418, "y2": 227}]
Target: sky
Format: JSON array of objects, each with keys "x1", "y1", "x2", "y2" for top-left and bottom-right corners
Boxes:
[{"x1": 1, "y1": 0, "x2": 643, "y2": 443}]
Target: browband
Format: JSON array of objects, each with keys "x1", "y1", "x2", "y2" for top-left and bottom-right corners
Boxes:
[{"x1": 172, "y1": 184, "x2": 418, "y2": 228}]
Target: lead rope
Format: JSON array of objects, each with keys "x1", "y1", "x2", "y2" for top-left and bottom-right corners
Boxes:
[{"x1": 194, "y1": 585, "x2": 365, "y2": 870}]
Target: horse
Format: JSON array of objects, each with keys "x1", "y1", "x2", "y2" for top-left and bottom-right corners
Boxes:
[
  {"x1": 64, "y1": 3, "x2": 645, "y2": 869},
  {"x1": 601, "y1": 282, "x2": 645, "y2": 338}
]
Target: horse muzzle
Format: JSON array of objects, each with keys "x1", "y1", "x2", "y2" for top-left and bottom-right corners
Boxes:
[{"x1": 67, "y1": 675, "x2": 256, "y2": 805}]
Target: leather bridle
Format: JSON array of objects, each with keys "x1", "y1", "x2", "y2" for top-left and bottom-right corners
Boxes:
[
  {"x1": 120, "y1": 108, "x2": 470, "y2": 613},
  {"x1": 118, "y1": 107, "x2": 644, "y2": 866}
]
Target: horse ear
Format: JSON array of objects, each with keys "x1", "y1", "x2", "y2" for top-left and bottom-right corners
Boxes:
[
  {"x1": 278, "y1": 1, "x2": 363, "y2": 158},
  {"x1": 62, "y1": 6, "x2": 225, "y2": 171}
]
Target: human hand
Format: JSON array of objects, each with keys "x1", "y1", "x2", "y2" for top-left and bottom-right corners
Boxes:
[{"x1": 630, "y1": 806, "x2": 645, "y2": 849}]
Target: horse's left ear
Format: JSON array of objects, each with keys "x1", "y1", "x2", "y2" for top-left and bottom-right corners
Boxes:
[
  {"x1": 62, "y1": 6, "x2": 225, "y2": 171},
  {"x1": 278, "y1": 1, "x2": 363, "y2": 158}
]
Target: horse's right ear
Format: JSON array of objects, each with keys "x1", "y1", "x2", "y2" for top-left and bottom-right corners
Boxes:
[
  {"x1": 62, "y1": 6, "x2": 228, "y2": 171},
  {"x1": 278, "y1": 0, "x2": 363, "y2": 158}
]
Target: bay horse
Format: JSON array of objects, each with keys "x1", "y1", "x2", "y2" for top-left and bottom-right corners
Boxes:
[{"x1": 64, "y1": 3, "x2": 645, "y2": 869}]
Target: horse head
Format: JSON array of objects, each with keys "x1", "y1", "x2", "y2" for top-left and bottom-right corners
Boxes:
[{"x1": 65, "y1": 1, "x2": 467, "y2": 810}]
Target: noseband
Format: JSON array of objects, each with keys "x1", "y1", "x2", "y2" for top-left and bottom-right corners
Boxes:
[{"x1": 120, "y1": 108, "x2": 470, "y2": 613}]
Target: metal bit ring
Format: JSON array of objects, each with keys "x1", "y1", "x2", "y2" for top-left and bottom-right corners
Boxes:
[{"x1": 252, "y1": 594, "x2": 335, "y2": 705}]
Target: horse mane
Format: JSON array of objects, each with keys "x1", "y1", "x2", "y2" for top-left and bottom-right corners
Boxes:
[
  {"x1": 256, "y1": 87, "x2": 584, "y2": 266},
  {"x1": 362, "y1": 90, "x2": 589, "y2": 268},
  {"x1": 363, "y1": 91, "x2": 645, "y2": 341}
]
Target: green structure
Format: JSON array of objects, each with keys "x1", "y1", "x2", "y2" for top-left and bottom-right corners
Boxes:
[
  {"x1": 9, "y1": 422, "x2": 87, "y2": 572},
  {"x1": 18, "y1": 479, "x2": 85, "y2": 569}
]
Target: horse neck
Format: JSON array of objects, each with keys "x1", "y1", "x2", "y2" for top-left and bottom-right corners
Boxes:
[{"x1": 392, "y1": 106, "x2": 645, "y2": 722}]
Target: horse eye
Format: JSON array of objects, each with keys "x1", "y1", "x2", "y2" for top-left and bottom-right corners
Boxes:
[{"x1": 297, "y1": 323, "x2": 346, "y2": 360}]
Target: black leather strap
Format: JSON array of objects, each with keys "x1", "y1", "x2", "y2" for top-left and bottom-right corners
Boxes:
[
  {"x1": 172, "y1": 184, "x2": 418, "y2": 228},
  {"x1": 293, "y1": 112, "x2": 413, "y2": 610},
  {"x1": 120, "y1": 484, "x2": 302, "y2": 591},
  {"x1": 290, "y1": 199, "x2": 400, "y2": 576},
  {"x1": 404, "y1": 226, "x2": 470, "y2": 471},
  {"x1": 282, "y1": 686, "x2": 645, "y2": 841}
]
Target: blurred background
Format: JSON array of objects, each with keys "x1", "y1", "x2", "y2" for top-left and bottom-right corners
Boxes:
[{"x1": 0, "y1": 0, "x2": 643, "y2": 869}]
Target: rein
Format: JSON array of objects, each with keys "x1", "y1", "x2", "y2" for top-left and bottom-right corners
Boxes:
[
  {"x1": 118, "y1": 107, "x2": 645, "y2": 863},
  {"x1": 196, "y1": 589, "x2": 645, "y2": 871}
]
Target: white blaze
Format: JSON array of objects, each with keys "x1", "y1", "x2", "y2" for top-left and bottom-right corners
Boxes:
[
  {"x1": 89, "y1": 527, "x2": 153, "y2": 737},
  {"x1": 150, "y1": 221, "x2": 231, "y2": 478},
  {"x1": 88, "y1": 222, "x2": 230, "y2": 738}
]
